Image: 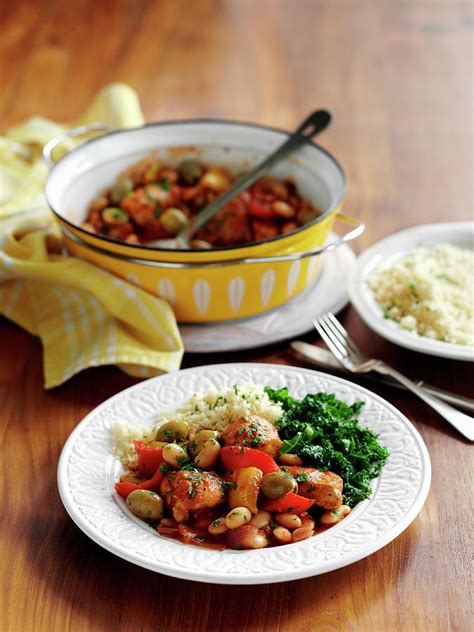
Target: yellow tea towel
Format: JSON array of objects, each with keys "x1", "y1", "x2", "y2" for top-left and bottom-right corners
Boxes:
[{"x1": 0, "y1": 84, "x2": 184, "y2": 388}]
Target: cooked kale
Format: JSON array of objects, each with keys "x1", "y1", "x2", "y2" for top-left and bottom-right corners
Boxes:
[{"x1": 265, "y1": 387, "x2": 389, "y2": 507}]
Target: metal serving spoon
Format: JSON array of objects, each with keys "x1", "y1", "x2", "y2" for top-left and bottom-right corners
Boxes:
[{"x1": 176, "y1": 109, "x2": 332, "y2": 247}]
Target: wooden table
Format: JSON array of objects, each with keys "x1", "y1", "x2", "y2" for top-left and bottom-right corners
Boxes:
[{"x1": 1, "y1": 1, "x2": 472, "y2": 631}]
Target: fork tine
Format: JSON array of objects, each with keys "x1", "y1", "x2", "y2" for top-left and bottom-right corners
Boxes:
[
  {"x1": 313, "y1": 318, "x2": 348, "y2": 361},
  {"x1": 318, "y1": 313, "x2": 350, "y2": 353},
  {"x1": 314, "y1": 321, "x2": 346, "y2": 361},
  {"x1": 326, "y1": 312, "x2": 360, "y2": 355}
]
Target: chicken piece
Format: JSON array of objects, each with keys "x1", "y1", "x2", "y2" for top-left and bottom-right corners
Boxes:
[
  {"x1": 251, "y1": 219, "x2": 279, "y2": 241},
  {"x1": 222, "y1": 414, "x2": 282, "y2": 459},
  {"x1": 160, "y1": 470, "x2": 225, "y2": 523},
  {"x1": 107, "y1": 224, "x2": 135, "y2": 241},
  {"x1": 195, "y1": 198, "x2": 251, "y2": 246},
  {"x1": 121, "y1": 188, "x2": 158, "y2": 226},
  {"x1": 286, "y1": 466, "x2": 343, "y2": 509}
]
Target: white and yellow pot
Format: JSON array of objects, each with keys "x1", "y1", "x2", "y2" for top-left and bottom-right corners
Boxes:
[{"x1": 44, "y1": 120, "x2": 363, "y2": 322}]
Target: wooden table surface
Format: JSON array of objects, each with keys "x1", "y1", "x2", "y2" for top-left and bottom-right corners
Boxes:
[{"x1": 1, "y1": 1, "x2": 473, "y2": 631}]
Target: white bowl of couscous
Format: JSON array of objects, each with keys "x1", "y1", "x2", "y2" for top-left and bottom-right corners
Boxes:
[{"x1": 348, "y1": 221, "x2": 474, "y2": 361}]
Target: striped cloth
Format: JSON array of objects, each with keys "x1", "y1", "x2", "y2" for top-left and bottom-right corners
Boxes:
[{"x1": 0, "y1": 85, "x2": 183, "y2": 388}]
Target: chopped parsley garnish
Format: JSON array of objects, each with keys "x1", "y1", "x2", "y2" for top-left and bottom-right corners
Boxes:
[
  {"x1": 295, "y1": 472, "x2": 309, "y2": 483},
  {"x1": 158, "y1": 178, "x2": 170, "y2": 191},
  {"x1": 181, "y1": 463, "x2": 202, "y2": 472},
  {"x1": 177, "y1": 454, "x2": 190, "y2": 467},
  {"x1": 265, "y1": 387, "x2": 389, "y2": 507},
  {"x1": 153, "y1": 205, "x2": 162, "y2": 218},
  {"x1": 409, "y1": 283, "x2": 419, "y2": 299},
  {"x1": 223, "y1": 481, "x2": 237, "y2": 491}
]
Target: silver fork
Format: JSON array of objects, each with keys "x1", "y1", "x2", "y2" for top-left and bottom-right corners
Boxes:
[{"x1": 314, "y1": 312, "x2": 474, "y2": 441}]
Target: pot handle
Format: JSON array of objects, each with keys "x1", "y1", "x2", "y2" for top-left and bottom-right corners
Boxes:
[{"x1": 43, "y1": 123, "x2": 113, "y2": 169}]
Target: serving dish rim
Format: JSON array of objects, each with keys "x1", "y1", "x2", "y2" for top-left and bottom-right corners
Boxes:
[{"x1": 44, "y1": 117, "x2": 347, "y2": 255}]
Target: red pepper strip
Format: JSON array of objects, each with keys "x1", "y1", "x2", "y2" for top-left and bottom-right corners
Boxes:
[
  {"x1": 262, "y1": 492, "x2": 314, "y2": 515},
  {"x1": 220, "y1": 446, "x2": 280, "y2": 475},
  {"x1": 115, "y1": 464, "x2": 165, "y2": 500},
  {"x1": 134, "y1": 440, "x2": 164, "y2": 478},
  {"x1": 248, "y1": 200, "x2": 276, "y2": 219}
]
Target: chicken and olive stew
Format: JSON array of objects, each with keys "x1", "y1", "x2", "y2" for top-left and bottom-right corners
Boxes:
[
  {"x1": 83, "y1": 155, "x2": 320, "y2": 248},
  {"x1": 113, "y1": 385, "x2": 389, "y2": 551}
]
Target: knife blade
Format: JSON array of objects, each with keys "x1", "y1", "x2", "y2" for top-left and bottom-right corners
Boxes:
[{"x1": 291, "y1": 340, "x2": 474, "y2": 412}]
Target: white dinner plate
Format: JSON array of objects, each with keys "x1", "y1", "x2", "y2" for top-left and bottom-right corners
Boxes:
[
  {"x1": 57, "y1": 363, "x2": 431, "y2": 585},
  {"x1": 180, "y1": 235, "x2": 355, "y2": 353},
  {"x1": 348, "y1": 222, "x2": 474, "y2": 361}
]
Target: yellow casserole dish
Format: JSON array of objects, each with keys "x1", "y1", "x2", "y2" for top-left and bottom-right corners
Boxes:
[{"x1": 44, "y1": 120, "x2": 363, "y2": 322}]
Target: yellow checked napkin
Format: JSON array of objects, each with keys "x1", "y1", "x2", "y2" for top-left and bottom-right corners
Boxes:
[{"x1": 0, "y1": 84, "x2": 184, "y2": 388}]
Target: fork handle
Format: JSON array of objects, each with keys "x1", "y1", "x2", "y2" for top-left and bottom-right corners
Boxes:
[{"x1": 374, "y1": 362, "x2": 474, "y2": 441}]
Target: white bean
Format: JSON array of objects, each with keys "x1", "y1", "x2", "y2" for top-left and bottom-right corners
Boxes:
[
  {"x1": 208, "y1": 517, "x2": 228, "y2": 535},
  {"x1": 320, "y1": 505, "x2": 351, "y2": 525},
  {"x1": 162, "y1": 442, "x2": 188, "y2": 469},
  {"x1": 194, "y1": 438, "x2": 220, "y2": 470},
  {"x1": 301, "y1": 515, "x2": 316, "y2": 530},
  {"x1": 273, "y1": 527, "x2": 292, "y2": 543},
  {"x1": 227, "y1": 525, "x2": 269, "y2": 549},
  {"x1": 272, "y1": 201, "x2": 295, "y2": 218},
  {"x1": 249, "y1": 510, "x2": 272, "y2": 528},
  {"x1": 291, "y1": 526, "x2": 314, "y2": 542},
  {"x1": 225, "y1": 507, "x2": 252, "y2": 530},
  {"x1": 275, "y1": 513, "x2": 302, "y2": 530}
]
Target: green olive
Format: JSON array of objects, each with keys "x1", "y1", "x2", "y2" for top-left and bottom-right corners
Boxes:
[
  {"x1": 178, "y1": 159, "x2": 204, "y2": 185},
  {"x1": 101, "y1": 207, "x2": 130, "y2": 225},
  {"x1": 160, "y1": 208, "x2": 189, "y2": 235},
  {"x1": 155, "y1": 420, "x2": 190, "y2": 442},
  {"x1": 110, "y1": 176, "x2": 134, "y2": 204},
  {"x1": 188, "y1": 428, "x2": 218, "y2": 457},
  {"x1": 260, "y1": 471, "x2": 297, "y2": 499},
  {"x1": 126, "y1": 489, "x2": 164, "y2": 521}
]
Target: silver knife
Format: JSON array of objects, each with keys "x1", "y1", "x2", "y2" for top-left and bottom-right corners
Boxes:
[{"x1": 291, "y1": 340, "x2": 474, "y2": 412}]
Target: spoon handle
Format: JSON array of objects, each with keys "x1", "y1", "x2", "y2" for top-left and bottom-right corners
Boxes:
[{"x1": 187, "y1": 110, "x2": 332, "y2": 238}]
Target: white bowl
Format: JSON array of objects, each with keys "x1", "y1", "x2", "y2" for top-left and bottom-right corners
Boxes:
[{"x1": 348, "y1": 221, "x2": 474, "y2": 361}]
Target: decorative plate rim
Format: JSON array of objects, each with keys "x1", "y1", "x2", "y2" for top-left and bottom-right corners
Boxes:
[
  {"x1": 348, "y1": 221, "x2": 474, "y2": 361},
  {"x1": 57, "y1": 363, "x2": 431, "y2": 585}
]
